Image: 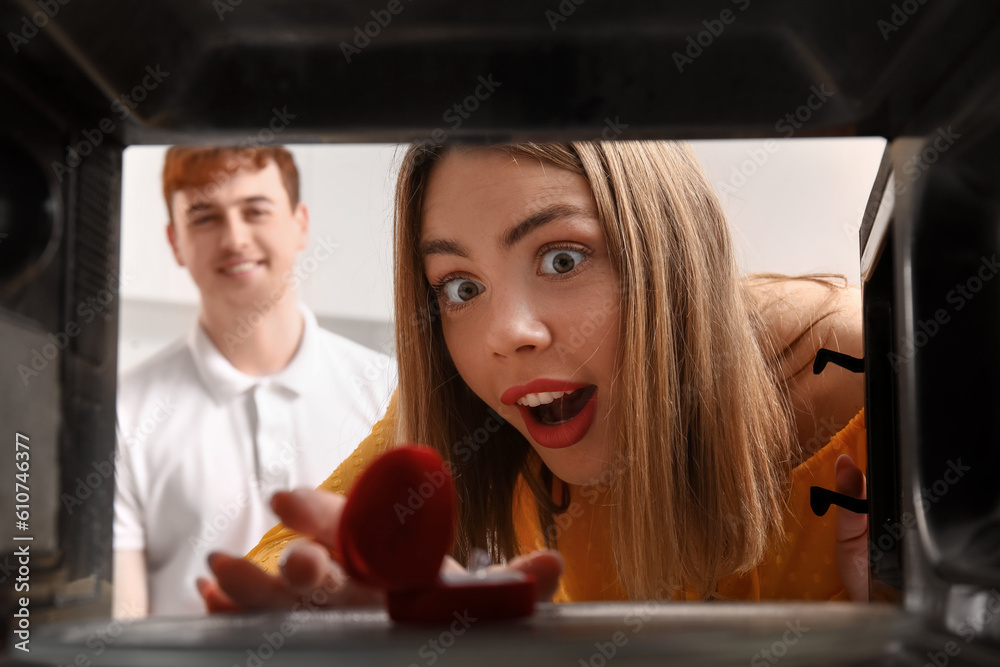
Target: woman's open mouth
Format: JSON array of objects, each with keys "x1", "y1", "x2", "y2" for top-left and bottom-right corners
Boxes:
[{"x1": 507, "y1": 384, "x2": 599, "y2": 449}]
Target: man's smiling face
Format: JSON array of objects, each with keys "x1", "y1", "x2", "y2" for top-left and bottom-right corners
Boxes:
[{"x1": 167, "y1": 161, "x2": 309, "y2": 309}]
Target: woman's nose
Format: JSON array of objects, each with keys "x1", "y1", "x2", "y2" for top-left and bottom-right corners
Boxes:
[{"x1": 484, "y1": 289, "x2": 551, "y2": 357}]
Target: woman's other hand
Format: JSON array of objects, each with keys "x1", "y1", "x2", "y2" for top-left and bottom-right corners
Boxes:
[{"x1": 834, "y1": 454, "x2": 869, "y2": 601}]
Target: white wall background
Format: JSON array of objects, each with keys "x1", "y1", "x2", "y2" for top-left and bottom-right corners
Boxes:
[{"x1": 118, "y1": 139, "x2": 886, "y2": 374}]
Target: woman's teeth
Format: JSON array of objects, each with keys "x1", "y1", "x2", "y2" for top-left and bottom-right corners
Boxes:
[{"x1": 516, "y1": 388, "x2": 576, "y2": 408}]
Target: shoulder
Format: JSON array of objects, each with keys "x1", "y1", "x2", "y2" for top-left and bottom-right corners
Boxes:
[
  {"x1": 747, "y1": 275, "x2": 862, "y2": 373},
  {"x1": 313, "y1": 327, "x2": 397, "y2": 396},
  {"x1": 119, "y1": 338, "x2": 194, "y2": 390},
  {"x1": 117, "y1": 338, "x2": 199, "y2": 422},
  {"x1": 314, "y1": 327, "x2": 393, "y2": 369},
  {"x1": 746, "y1": 275, "x2": 865, "y2": 455}
]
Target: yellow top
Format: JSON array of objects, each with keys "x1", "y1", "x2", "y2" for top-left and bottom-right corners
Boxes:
[{"x1": 246, "y1": 395, "x2": 867, "y2": 602}]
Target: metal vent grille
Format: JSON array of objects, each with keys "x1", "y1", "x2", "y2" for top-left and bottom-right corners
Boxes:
[{"x1": 71, "y1": 143, "x2": 121, "y2": 367}]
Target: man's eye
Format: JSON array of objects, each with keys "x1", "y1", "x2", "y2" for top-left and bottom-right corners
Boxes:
[
  {"x1": 443, "y1": 278, "x2": 484, "y2": 303},
  {"x1": 541, "y1": 248, "x2": 585, "y2": 275}
]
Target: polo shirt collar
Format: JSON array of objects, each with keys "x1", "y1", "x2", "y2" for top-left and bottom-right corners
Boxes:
[{"x1": 187, "y1": 303, "x2": 320, "y2": 403}]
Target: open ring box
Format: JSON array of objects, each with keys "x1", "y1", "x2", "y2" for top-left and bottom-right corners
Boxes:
[{"x1": 337, "y1": 445, "x2": 538, "y2": 623}]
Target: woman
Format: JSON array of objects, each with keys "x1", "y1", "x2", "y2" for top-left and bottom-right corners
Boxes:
[{"x1": 198, "y1": 141, "x2": 868, "y2": 611}]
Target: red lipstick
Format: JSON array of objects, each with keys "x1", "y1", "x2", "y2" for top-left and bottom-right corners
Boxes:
[{"x1": 501, "y1": 379, "x2": 598, "y2": 450}]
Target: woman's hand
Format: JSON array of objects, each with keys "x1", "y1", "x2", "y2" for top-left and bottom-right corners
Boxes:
[
  {"x1": 196, "y1": 488, "x2": 564, "y2": 613},
  {"x1": 834, "y1": 454, "x2": 869, "y2": 601}
]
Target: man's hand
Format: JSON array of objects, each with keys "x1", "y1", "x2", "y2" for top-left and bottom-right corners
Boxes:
[
  {"x1": 834, "y1": 454, "x2": 869, "y2": 601},
  {"x1": 197, "y1": 488, "x2": 563, "y2": 613}
]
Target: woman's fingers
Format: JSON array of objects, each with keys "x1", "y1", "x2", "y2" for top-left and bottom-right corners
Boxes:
[
  {"x1": 207, "y1": 489, "x2": 560, "y2": 613},
  {"x1": 271, "y1": 489, "x2": 347, "y2": 555},
  {"x1": 280, "y1": 540, "x2": 384, "y2": 607},
  {"x1": 280, "y1": 539, "x2": 348, "y2": 596},
  {"x1": 207, "y1": 552, "x2": 302, "y2": 611},
  {"x1": 440, "y1": 555, "x2": 468, "y2": 576},
  {"x1": 834, "y1": 454, "x2": 869, "y2": 602},
  {"x1": 504, "y1": 550, "x2": 565, "y2": 601},
  {"x1": 196, "y1": 576, "x2": 240, "y2": 614}
]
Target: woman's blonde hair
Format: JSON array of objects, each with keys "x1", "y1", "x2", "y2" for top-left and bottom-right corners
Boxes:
[{"x1": 393, "y1": 141, "x2": 796, "y2": 599}]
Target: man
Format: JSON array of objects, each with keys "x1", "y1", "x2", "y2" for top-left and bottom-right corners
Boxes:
[{"x1": 113, "y1": 146, "x2": 395, "y2": 617}]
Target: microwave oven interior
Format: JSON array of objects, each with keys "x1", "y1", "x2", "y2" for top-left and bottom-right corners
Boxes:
[{"x1": 2, "y1": 0, "x2": 1000, "y2": 665}]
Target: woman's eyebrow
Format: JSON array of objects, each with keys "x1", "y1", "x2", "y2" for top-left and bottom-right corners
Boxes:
[
  {"x1": 419, "y1": 203, "x2": 592, "y2": 260},
  {"x1": 500, "y1": 203, "x2": 591, "y2": 251},
  {"x1": 419, "y1": 238, "x2": 470, "y2": 259}
]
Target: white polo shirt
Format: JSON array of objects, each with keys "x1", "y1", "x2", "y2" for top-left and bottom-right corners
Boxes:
[{"x1": 113, "y1": 304, "x2": 396, "y2": 616}]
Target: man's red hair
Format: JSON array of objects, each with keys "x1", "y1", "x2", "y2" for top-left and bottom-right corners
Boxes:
[{"x1": 162, "y1": 146, "x2": 300, "y2": 220}]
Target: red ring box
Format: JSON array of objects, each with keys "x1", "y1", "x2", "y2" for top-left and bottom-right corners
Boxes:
[{"x1": 337, "y1": 444, "x2": 537, "y2": 623}]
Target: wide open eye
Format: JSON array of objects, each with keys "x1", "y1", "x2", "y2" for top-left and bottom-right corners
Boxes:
[
  {"x1": 540, "y1": 248, "x2": 585, "y2": 275},
  {"x1": 442, "y1": 278, "x2": 484, "y2": 303}
]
